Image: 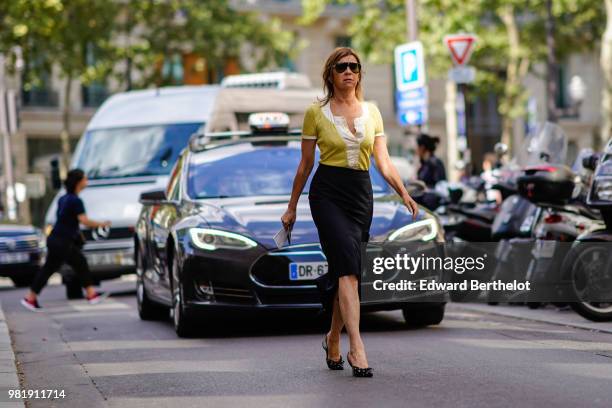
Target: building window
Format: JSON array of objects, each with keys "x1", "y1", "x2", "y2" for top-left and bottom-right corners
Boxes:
[
  {"x1": 21, "y1": 57, "x2": 58, "y2": 107},
  {"x1": 82, "y1": 43, "x2": 108, "y2": 108},
  {"x1": 555, "y1": 63, "x2": 569, "y2": 110},
  {"x1": 161, "y1": 53, "x2": 185, "y2": 86},
  {"x1": 335, "y1": 36, "x2": 352, "y2": 48}
]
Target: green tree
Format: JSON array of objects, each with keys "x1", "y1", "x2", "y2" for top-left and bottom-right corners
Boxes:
[
  {"x1": 1, "y1": 0, "x2": 298, "y2": 167},
  {"x1": 0, "y1": 0, "x2": 119, "y2": 168},
  {"x1": 113, "y1": 0, "x2": 297, "y2": 89},
  {"x1": 301, "y1": 0, "x2": 604, "y2": 146}
]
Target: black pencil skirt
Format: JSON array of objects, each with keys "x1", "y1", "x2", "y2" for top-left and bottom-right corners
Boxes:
[{"x1": 308, "y1": 163, "x2": 374, "y2": 314}]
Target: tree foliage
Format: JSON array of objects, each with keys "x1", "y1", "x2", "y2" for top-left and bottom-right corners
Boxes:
[
  {"x1": 301, "y1": 0, "x2": 605, "y2": 138},
  {"x1": 0, "y1": 0, "x2": 297, "y2": 90}
]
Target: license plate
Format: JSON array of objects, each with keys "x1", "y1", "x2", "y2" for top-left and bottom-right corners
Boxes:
[
  {"x1": 533, "y1": 240, "x2": 555, "y2": 259},
  {"x1": 289, "y1": 262, "x2": 328, "y2": 281},
  {"x1": 86, "y1": 253, "x2": 114, "y2": 266},
  {"x1": 0, "y1": 252, "x2": 29, "y2": 264}
]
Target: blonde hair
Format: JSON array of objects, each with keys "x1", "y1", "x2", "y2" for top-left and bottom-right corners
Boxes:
[{"x1": 318, "y1": 47, "x2": 363, "y2": 106}]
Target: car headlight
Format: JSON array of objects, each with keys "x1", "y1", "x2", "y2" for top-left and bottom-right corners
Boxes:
[
  {"x1": 189, "y1": 228, "x2": 257, "y2": 251},
  {"x1": 593, "y1": 178, "x2": 612, "y2": 201},
  {"x1": 37, "y1": 233, "x2": 47, "y2": 249},
  {"x1": 388, "y1": 218, "x2": 438, "y2": 242},
  {"x1": 44, "y1": 224, "x2": 53, "y2": 237}
]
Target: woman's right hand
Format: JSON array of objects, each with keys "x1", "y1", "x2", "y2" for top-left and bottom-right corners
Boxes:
[{"x1": 281, "y1": 207, "x2": 296, "y2": 231}]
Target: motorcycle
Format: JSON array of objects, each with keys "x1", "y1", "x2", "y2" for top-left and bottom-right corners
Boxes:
[
  {"x1": 559, "y1": 140, "x2": 612, "y2": 321},
  {"x1": 516, "y1": 146, "x2": 602, "y2": 309},
  {"x1": 486, "y1": 122, "x2": 570, "y2": 304}
]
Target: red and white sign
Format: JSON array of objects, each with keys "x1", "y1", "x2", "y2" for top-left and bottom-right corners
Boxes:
[{"x1": 444, "y1": 34, "x2": 477, "y2": 66}]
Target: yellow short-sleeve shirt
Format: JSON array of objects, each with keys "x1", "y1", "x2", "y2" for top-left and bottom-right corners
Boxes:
[{"x1": 301, "y1": 101, "x2": 385, "y2": 171}]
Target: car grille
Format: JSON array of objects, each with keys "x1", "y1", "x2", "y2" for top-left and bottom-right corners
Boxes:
[
  {"x1": 250, "y1": 244, "x2": 325, "y2": 287},
  {"x1": 213, "y1": 285, "x2": 256, "y2": 304},
  {"x1": 195, "y1": 281, "x2": 256, "y2": 305},
  {"x1": 0, "y1": 237, "x2": 39, "y2": 252},
  {"x1": 82, "y1": 227, "x2": 134, "y2": 241}
]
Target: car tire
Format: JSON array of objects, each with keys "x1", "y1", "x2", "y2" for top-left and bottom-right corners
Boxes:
[
  {"x1": 10, "y1": 275, "x2": 34, "y2": 288},
  {"x1": 65, "y1": 278, "x2": 84, "y2": 299},
  {"x1": 136, "y1": 251, "x2": 167, "y2": 321},
  {"x1": 402, "y1": 303, "x2": 445, "y2": 327},
  {"x1": 171, "y1": 252, "x2": 195, "y2": 338}
]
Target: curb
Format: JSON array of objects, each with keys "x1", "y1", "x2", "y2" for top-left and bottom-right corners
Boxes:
[
  {"x1": 0, "y1": 300, "x2": 25, "y2": 407},
  {"x1": 452, "y1": 303, "x2": 612, "y2": 335}
]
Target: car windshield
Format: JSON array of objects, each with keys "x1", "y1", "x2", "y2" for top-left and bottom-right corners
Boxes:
[
  {"x1": 74, "y1": 123, "x2": 203, "y2": 179},
  {"x1": 187, "y1": 145, "x2": 390, "y2": 199}
]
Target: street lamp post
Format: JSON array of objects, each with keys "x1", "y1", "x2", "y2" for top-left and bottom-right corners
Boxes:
[
  {"x1": 0, "y1": 47, "x2": 24, "y2": 221},
  {"x1": 405, "y1": 0, "x2": 418, "y2": 42}
]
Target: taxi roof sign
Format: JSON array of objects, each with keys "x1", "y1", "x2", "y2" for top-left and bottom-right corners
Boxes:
[{"x1": 248, "y1": 112, "x2": 290, "y2": 132}]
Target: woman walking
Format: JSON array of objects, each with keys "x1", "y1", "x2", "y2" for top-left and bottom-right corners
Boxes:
[
  {"x1": 281, "y1": 48, "x2": 419, "y2": 377},
  {"x1": 21, "y1": 169, "x2": 110, "y2": 311}
]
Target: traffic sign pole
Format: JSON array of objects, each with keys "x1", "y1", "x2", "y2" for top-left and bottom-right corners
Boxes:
[{"x1": 444, "y1": 33, "x2": 477, "y2": 181}]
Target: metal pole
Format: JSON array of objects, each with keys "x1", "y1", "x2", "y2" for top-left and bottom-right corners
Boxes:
[
  {"x1": 445, "y1": 80, "x2": 459, "y2": 182},
  {"x1": 0, "y1": 88, "x2": 17, "y2": 221},
  {"x1": 545, "y1": 0, "x2": 558, "y2": 123},
  {"x1": 405, "y1": 0, "x2": 418, "y2": 42}
]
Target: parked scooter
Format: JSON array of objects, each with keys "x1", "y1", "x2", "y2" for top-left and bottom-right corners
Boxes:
[
  {"x1": 486, "y1": 123, "x2": 570, "y2": 304},
  {"x1": 517, "y1": 147, "x2": 602, "y2": 309},
  {"x1": 559, "y1": 141, "x2": 612, "y2": 321}
]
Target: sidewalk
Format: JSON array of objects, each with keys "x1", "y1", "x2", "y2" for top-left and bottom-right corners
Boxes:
[
  {"x1": 453, "y1": 303, "x2": 612, "y2": 334},
  {"x1": 0, "y1": 300, "x2": 24, "y2": 407}
]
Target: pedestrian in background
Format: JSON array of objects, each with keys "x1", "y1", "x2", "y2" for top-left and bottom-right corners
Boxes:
[
  {"x1": 416, "y1": 133, "x2": 447, "y2": 188},
  {"x1": 281, "y1": 47, "x2": 418, "y2": 378},
  {"x1": 21, "y1": 169, "x2": 110, "y2": 311}
]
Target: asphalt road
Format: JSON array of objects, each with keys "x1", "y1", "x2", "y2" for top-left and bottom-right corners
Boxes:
[{"x1": 1, "y1": 278, "x2": 612, "y2": 408}]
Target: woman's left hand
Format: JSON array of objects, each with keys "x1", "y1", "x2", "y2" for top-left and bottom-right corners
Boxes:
[{"x1": 402, "y1": 193, "x2": 419, "y2": 220}]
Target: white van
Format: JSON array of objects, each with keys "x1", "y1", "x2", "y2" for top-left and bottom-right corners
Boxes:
[{"x1": 44, "y1": 77, "x2": 320, "y2": 296}]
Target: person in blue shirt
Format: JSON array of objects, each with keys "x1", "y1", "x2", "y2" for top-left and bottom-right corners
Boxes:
[{"x1": 21, "y1": 169, "x2": 111, "y2": 311}]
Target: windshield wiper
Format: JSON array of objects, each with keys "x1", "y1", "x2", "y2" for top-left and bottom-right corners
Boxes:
[{"x1": 195, "y1": 195, "x2": 232, "y2": 199}]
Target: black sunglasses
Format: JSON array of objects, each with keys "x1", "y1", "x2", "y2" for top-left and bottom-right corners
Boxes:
[{"x1": 334, "y1": 62, "x2": 361, "y2": 74}]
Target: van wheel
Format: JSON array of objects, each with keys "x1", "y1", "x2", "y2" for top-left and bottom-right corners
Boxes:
[
  {"x1": 11, "y1": 275, "x2": 34, "y2": 288},
  {"x1": 402, "y1": 304, "x2": 445, "y2": 327},
  {"x1": 65, "y1": 279, "x2": 84, "y2": 299}
]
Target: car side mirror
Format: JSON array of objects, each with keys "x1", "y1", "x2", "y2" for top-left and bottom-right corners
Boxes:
[
  {"x1": 139, "y1": 189, "x2": 167, "y2": 204},
  {"x1": 50, "y1": 158, "x2": 62, "y2": 190},
  {"x1": 582, "y1": 154, "x2": 599, "y2": 171},
  {"x1": 448, "y1": 187, "x2": 463, "y2": 204},
  {"x1": 404, "y1": 180, "x2": 427, "y2": 197}
]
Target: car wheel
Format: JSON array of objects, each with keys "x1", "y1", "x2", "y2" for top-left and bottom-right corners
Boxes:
[
  {"x1": 65, "y1": 278, "x2": 84, "y2": 299},
  {"x1": 11, "y1": 275, "x2": 34, "y2": 288},
  {"x1": 136, "y1": 251, "x2": 167, "y2": 321},
  {"x1": 402, "y1": 303, "x2": 445, "y2": 327},
  {"x1": 171, "y1": 252, "x2": 195, "y2": 338}
]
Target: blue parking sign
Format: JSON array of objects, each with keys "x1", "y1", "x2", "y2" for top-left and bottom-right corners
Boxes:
[
  {"x1": 394, "y1": 42, "x2": 426, "y2": 92},
  {"x1": 396, "y1": 87, "x2": 428, "y2": 126}
]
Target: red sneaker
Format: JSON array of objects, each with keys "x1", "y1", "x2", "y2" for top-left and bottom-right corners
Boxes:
[
  {"x1": 20, "y1": 297, "x2": 42, "y2": 312},
  {"x1": 86, "y1": 291, "x2": 109, "y2": 305}
]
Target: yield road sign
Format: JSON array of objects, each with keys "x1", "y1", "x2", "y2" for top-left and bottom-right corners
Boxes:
[
  {"x1": 444, "y1": 34, "x2": 477, "y2": 66},
  {"x1": 394, "y1": 41, "x2": 426, "y2": 92}
]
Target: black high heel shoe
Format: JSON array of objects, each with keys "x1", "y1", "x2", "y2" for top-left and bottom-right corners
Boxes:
[
  {"x1": 347, "y1": 351, "x2": 373, "y2": 378},
  {"x1": 322, "y1": 335, "x2": 344, "y2": 370}
]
